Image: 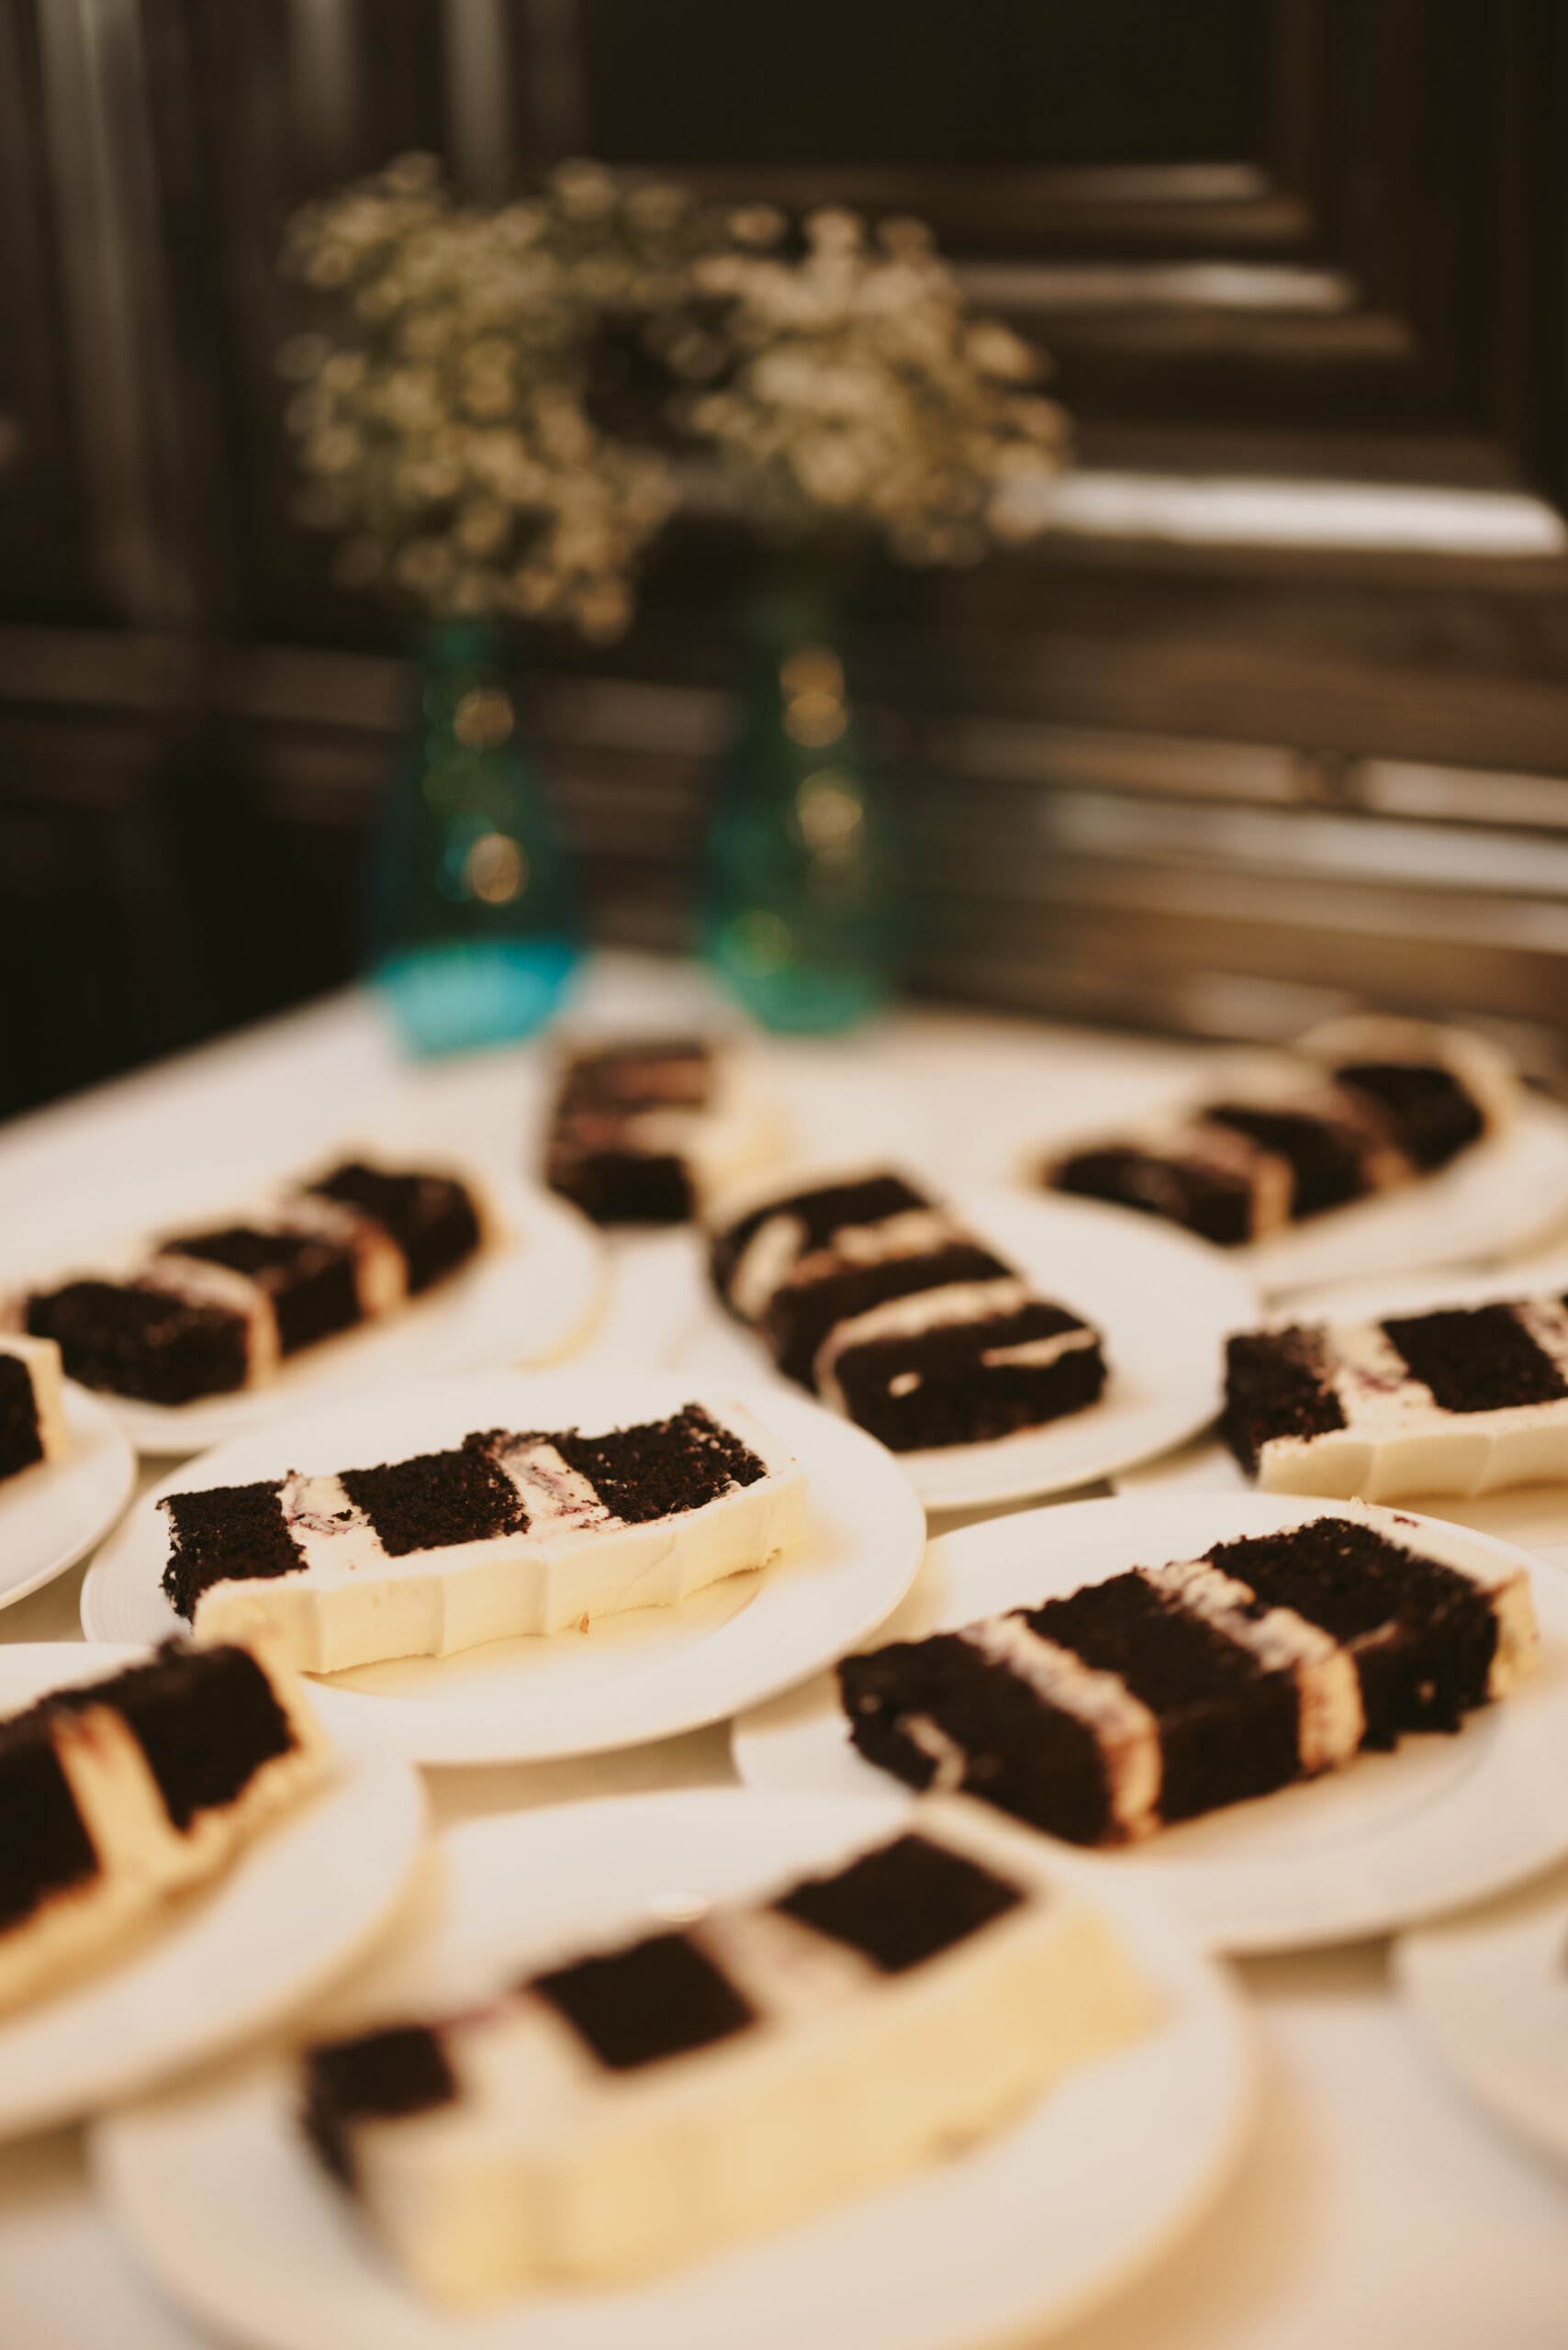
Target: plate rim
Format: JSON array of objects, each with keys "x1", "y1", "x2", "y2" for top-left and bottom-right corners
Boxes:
[
  {"x1": 79, "y1": 1366, "x2": 927, "y2": 1767},
  {"x1": 90, "y1": 1784, "x2": 1255, "y2": 2350},
  {"x1": 0, "y1": 1641, "x2": 427, "y2": 2139},
  {"x1": 732, "y1": 1488, "x2": 1568, "y2": 1953},
  {"x1": 0, "y1": 1380, "x2": 137, "y2": 1612}
]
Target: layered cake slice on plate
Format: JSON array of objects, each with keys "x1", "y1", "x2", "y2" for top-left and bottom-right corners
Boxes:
[
  {"x1": 0, "y1": 1333, "x2": 69, "y2": 1484},
  {"x1": 708, "y1": 1169, "x2": 1105, "y2": 1451},
  {"x1": 1043, "y1": 1018, "x2": 1516, "y2": 1246},
  {"x1": 160, "y1": 1399, "x2": 808, "y2": 1673},
  {"x1": 838, "y1": 1508, "x2": 1537, "y2": 1844},
  {"x1": 1224, "y1": 1292, "x2": 1568, "y2": 1499},
  {"x1": 0, "y1": 1639, "x2": 330, "y2": 2011},
  {"x1": 22, "y1": 1159, "x2": 485, "y2": 1406},
  {"x1": 543, "y1": 1037, "x2": 780, "y2": 1225},
  {"x1": 300, "y1": 1805, "x2": 1154, "y2": 2302}
]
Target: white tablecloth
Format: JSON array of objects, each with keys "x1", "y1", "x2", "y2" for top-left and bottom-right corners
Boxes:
[{"x1": 3, "y1": 954, "x2": 1566, "y2": 2348}]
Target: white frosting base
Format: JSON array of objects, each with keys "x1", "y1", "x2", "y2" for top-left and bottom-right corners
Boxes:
[
  {"x1": 335, "y1": 1802, "x2": 1157, "y2": 2304},
  {"x1": 0, "y1": 1333, "x2": 69, "y2": 1473},
  {"x1": 0, "y1": 1640, "x2": 330, "y2": 2014},
  {"x1": 1255, "y1": 1300, "x2": 1568, "y2": 1502},
  {"x1": 192, "y1": 1402, "x2": 810, "y2": 1675}
]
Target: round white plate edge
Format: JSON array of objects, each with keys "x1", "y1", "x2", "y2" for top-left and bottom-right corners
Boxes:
[
  {"x1": 0, "y1": 1382, "x2": 137, "y2": 1611},
  {"x1": 89, "y1": 1785, "x2": 1256, "y2": 2350},
  {"x1": 0, "y1": 1643, "x2": 428, "y2": 2138},
  {"x1": 731, "y1": 1491, "x2": 1568, "y2": 1953},
  {"x1": 78, "y1": 1369, "x2": 928, "y2": 1765},
  {"x1": 1393, "y1": 1869, "x2": 1568, "y2": 2167}
]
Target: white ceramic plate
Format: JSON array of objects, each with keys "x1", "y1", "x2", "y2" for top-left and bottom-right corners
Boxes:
[
  {"x1": 79, "y1": 1369, "x2": 926, "y2": 1767},
  {"x1": 0, "y1": 1382, "x2": 136, "y2": 1610},
  {"x1": 670, "y1": 1186, "x2": 1258, "y2": 1514},
  {"x1": 23, "y1": 1167, "x2": 604, "y2": 1457},
  {"x1": 0, "y1": 1644, "x2": 425, "y2": 2140},
  {"x1": 92, "y1": 1786, "x2": 1251, "y2": 2350},
  {"x1": 1394, "y1": 1861, "x2": 1568, "y2": 2167},
  {"x1": 1240, "y1": 1096, "x2": 1568, "y2": 1297},
  {"x1": 732, "y1": 1492, "x2": 1568, "y2": 1953}
]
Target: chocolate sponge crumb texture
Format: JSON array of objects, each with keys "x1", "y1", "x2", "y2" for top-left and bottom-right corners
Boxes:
[
  {"x1": 1224, "y1": 1292, "x2": 1568, "y2": 1500},
  {"x1": 300, "y1": 1805, "x2": 1155, "y2": 2303},
  {"x1": 707, "y1": 1168, "x2": 1106, "y2": 1452},
  {"x1": 0, "y1": 1637, "x2": 330, "y2": 2013},
  {"x1": 839, "y1": 1506, "x2": 1538, "y2": 1846},
  {"x1": 160, "y1": 1398, "x2": 808, "y2": 1674},
  {"x1": 1043, "y1": 1017, "x2": 1516, "y2": 1247},
  {"x1": 0, "y1": 1333, "x2": 70, "y2": 1486},
  {"x1": 17, "y1": 1159, "x2": 484, "y2": 1407}
]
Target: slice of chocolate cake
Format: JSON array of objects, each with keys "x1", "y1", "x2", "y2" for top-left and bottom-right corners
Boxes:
[
  {"x1": 1042, "y1": 1017, "x2": 1515, "y2": 1247},
  {"x1": 161, "y1": 1398, "x2": 806, "y2": 1673},
  {"x1": 0, "y1": 1334, "x2": 69, "y2": 1485},
  {"x1": 707, "y1": 1169, "x2": 1107, "y2": 1452},
  {"x1": 299, "y1": 1805, "x2": 1153, "y2": 2302},
  {"x1": 838, "y1": 1507, "x2": 1536, "y2": 1843},
  {"x1": 1224, "y1": 1293, "x2": 1568, "y2": 1499},
  {"x1": 0, "y1": 1638, "x2": 330, "y2": 2013},
  {"x1": 302, "y1": 1163, "x2": 482, "y2": 1294},
  {"x1": 543, "y1": 1038, "x2": 780, "y2": 1227}
]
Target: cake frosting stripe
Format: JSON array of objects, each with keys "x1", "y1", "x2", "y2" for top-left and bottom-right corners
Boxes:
[
  {"x1": 0, "y1": 1333, "x2": 69, "y2": 1484},
  {"x1": 1225, "y1": 1292, "x2": 1568, "y2": 1499},
  {"x1": 707, "y1": 1169, "x2": 1106, "y2": 1452},
  {"x1": 160, "y1": 1400, "x2": 808, "y2": 1673},
  {"x1": 299, "y1": 1807, "x2": 1156, "y2": 2303},
  {"x1": 0, "y1": 1639, "x2": 330, "y2": 2012},
  {"x1": 837, "y1": 1509, "x2": 1538, "y2": 1843}
]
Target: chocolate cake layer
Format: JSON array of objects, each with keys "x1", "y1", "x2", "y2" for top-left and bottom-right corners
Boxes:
[
  {"x1": 1206, "y1": 1519, "x2": 1499, "y2": 1743},
  {"x1": 51, "y1": 1642, "x2": 298, "y2": 1832},
  {"x1": 1222, "y1": 1328, "x2": 1348, "y2": 1477},
  {"x1": 1382, "y1": 1304, "x2": 1568, "y2": 1415},
  {"x1": 1050, "y1": 1143, "x2": 1257, "y2": 1248},
  {"x1": 0, "y1": 1352, "x2": 44, "y2": 1481},
  {"x1": 0, "y1": 1714, "x2": 99, "y2": 1935},
  {"x1": 837, "y1": 1634, "x2": 1114, "y2": 1844},
  {"x1": 532, "y1": 1930, "x2": 756, "y2": 2072},
  {"x1": 1331, "y1": 1061, "x2": 1484, "y2": 1171},
  {"x1": 1202, "y1": 1103, "x2": 1373, "y2": 1218},
  {"x1": 1026, "y1": 1575, "x2": 1301, "y2": 1822},
  {"x1": 338, "y1": 1448, "x2": 529, "y2": 1559},
  {"x1": 27, "y1": 1279, "x2": 250, "y2": 1406},
  {"x1": 161, "y1": 1479, "x2": 301, "y2": 1620},
  {"x1": 828, "y1": 1300, "x2": 1105, "y2": 1453},
  {"x1": 307, "y1": 1164, "x2": 480, "y2": 1293},
  {"x1": 774, "y1": 1832, "x2": 1023, "y2": 1974},
  {"x1": 304, "y1": 2027, "x2": 459, "y2": 2186},
  {"x1": 765, "y1": 1241, "x2": 1014, "y2": 1390},
  {"x1": 543, "y1": 1403, "x2": 767, "y2": 1525},
  {"x1": 158, "y1": 1225, "x2": 362, "y2": 1356},
  {"x1": 546, "y1": 1042, "x2": 712, "y2": 1226}
]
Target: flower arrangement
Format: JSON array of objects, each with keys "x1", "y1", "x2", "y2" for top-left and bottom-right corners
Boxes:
[{"x1": 278, "y1": 156, "x2": 1068, "y2": 639}]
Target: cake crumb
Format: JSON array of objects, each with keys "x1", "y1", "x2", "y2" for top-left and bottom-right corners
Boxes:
[{"x1": 577, "y1": 1611, "x2": 590, "y2": 1634}]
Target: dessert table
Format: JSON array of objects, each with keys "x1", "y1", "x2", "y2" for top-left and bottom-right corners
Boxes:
[{"x1": 3, "y1": 952, "x2": 1567, "y2": 2350}]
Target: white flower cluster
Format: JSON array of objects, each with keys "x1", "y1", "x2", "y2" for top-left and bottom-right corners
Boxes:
[
  {"x1": 278, "y1": 157, "x2": 1068, "y2": 633},
  {"x1": 279, "y1": 154, "x2": 690, "y2": 641},
  {"x1": 685, "y1": 206, "x2": 1069, "y2": 564}
]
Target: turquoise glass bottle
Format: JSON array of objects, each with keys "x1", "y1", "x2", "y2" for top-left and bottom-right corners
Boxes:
[
  {"x1": 367, "y1": 621, "x2": 583, "y2": 1055},
  {"x1": 700, "y1": 592, "x2": 902, "y2": 1032}
]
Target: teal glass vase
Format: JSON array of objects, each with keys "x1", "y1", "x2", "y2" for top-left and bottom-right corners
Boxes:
[
  {"x1": 367, "y1": 619, "x2": 584, "y2": 1056},
  {"x1": 700, "y1": 588, "x2": 903, "y2": 1033}
]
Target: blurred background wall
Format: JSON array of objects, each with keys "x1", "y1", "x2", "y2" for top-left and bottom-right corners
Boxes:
[{"x1": 4, "y1": 0, "x2": 1568, "y2": 1119}]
